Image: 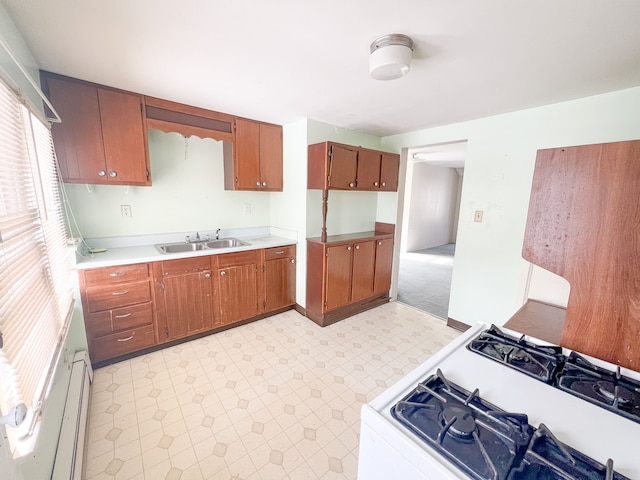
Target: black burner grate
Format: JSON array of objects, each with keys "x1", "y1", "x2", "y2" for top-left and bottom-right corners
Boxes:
[
  {"x1": 391, "y1": 369, "x2": 631, "y2": 480},
  {"x1": 557, "y1": 352, "x2": 640, "y2": 423},
  {"x1": 467, "y1": 325, "x2": 564, "y2": 383}
]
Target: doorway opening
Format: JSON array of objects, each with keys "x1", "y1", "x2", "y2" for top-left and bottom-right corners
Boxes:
[{"x1": 396, "y1": 141, "x2": 467, "y2": 319}]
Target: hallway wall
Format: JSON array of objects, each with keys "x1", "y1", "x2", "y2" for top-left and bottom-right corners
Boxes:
[{"x1": 406, "y1": 164, "x2": 460, "y2": 251}]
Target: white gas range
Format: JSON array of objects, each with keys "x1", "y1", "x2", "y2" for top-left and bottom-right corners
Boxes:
[{"x1": 358, "y1": 323, "x2": 640, "y2": 480}]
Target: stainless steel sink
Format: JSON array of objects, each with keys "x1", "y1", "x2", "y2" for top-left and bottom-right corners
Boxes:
[
  {"x1": 205, "y1": 238, "x2": 249, "y2": 249},
  {"x1": 155, "y1": 238, "x2": 249, "y2": 254},
  {"x1": 155, "y1": 242, "x2": 208, "y2": 254}
]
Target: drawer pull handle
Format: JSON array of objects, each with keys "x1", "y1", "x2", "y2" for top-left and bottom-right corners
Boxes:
[
  {"x1": 112, "y1": 290, "x2": 129, "y2": 296},
  {"x1": 117, "y1": 333, "x2": 135, "y2": 342},
  {"x1": 109, "y1": 272, "x2": 126, "y2": 277},
  {"x1": 114, "y1": 313, "x2": 132, "y2": 319},
  {"x1": 275, "y1": 251, "x2": 285, "y2": 254}
]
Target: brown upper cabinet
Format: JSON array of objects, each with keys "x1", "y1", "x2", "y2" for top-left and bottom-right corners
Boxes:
[
  {"x1": 307, "y1": 141, "x2": 400, "y2": 191},
  {"x1": 224, "y1": 118, "x2": 283, "y2": 191},
  {"x1": 41, "y1": 72, "x2": 151, "y2": 186}
]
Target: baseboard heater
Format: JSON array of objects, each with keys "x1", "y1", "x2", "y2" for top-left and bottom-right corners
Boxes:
[{"x1": 51, "y1": 351, "x2": 93, "y2": 480}]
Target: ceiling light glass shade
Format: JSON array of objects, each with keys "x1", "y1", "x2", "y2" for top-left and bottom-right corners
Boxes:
[{"x1": 369, "y1": 34, "x2": 414, "y2": 81}]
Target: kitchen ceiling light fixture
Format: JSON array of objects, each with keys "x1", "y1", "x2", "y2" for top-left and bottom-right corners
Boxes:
[{"x1": 369, "y1": 34, "x2": 414, "y2": 81}]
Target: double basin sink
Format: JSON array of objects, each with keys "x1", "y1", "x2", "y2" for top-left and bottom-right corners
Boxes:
[{"x1": 155, "y1": 238, "x2": 249, "y2": 254}]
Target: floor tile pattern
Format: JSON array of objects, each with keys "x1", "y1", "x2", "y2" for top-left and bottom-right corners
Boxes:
[{"x1": 85, "y1": 302, "x2": 460, "y2": 480}]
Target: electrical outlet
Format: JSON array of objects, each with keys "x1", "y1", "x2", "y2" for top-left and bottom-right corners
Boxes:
[
  {"x1": 243, "y1": 204, "x2": 251, "y2": 215},
  {"x1": 474, "y1": 210, "x2": 483, "y2": 223},
  {"x1": 121, "y1": 205, "x2": 132, "y2": 218}
]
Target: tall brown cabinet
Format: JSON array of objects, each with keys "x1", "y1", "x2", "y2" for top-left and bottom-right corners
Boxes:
[{"x1": 306, "y1": 141, "x2": 400, "y2": 327}]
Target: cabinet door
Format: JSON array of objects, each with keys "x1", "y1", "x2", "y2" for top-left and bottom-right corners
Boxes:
[
  {"x1": 328, "y1": 144, "x2": 357, "y2": 189},
  {"x1": 265, "y1": 257, "x2": 296, "y2": 312},
  {"x1": 46, "y1": 76, "x2": 107, "y2": 182},
  {"x1": 234, "y1": 118, "x2": 261, "y2": 189},
  {"x1": 325, "y1": 244, "x2": 353, "y2": 311},
  {"x1": 374, "y1": 238, "x2": 394, "y2": 295},
  {"x1": 351, "y1": 240, "x2": 376, "y2": 301},
  {"x1": 259, "y1": 123, "x2": 283, "y2": 191},
  {"x1": 98, "y1": 88, "x2": 150, "y2": 185},
  {"x1": 379, "y1": 153, "x2": 400, "y2": 191},
  {"x1": 217, "y1": 264, "x2": 259, "y2": 325},
  {"x1": 162, "y1": 270, "x2": 214, "y2": 340},
  {"x1": 357, "y1": 149, "x2": 382, "y2": 190}
]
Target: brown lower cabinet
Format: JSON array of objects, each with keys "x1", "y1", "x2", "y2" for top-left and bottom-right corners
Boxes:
[
  {"x1": 153, "y1": 256, "x2": 215, "y2": 342},
  {"x1": 79, "y1": 263, "x2": 156, "y2": 363},
  {"x1": 80, "y1": 245, "x2": 296, "y2": 364},
  {"x1": 306, "y1": 231, "x2": 394, "y2": 327}
]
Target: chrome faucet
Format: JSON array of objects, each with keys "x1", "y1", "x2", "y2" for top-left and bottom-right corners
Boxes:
[
  {"x1": 216, "y1": 228, "x2": 221, "y2": 240},
  {"x1": 196, "y1": 232, "x2": 201, "y2": 241}
]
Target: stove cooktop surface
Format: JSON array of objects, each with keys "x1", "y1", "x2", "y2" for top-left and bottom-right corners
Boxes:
[
  {"x1": 392, "y1": 369, "x2": 630, "y2": 480},
  {"x1": 366, "y1": 323, "x2": 640, "y2": 480}
]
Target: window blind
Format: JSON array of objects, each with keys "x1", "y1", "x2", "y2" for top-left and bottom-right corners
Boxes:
[{"x1": 0, "y1": 78, "x2": 73, "y2": 456}]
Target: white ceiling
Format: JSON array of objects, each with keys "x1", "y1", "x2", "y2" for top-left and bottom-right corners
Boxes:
[{"x1": 3, "y1": 0, "x2": 640, "y2": 136}]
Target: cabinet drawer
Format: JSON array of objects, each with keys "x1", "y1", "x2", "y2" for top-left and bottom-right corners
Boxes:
[
  {"x1": 264, "y1": 245, "x2": 296, "y2": 260},
  {"x1": 84, "y1": 263, "x2": 149, "y2": 286},
  {"x1": 90, "y1": 325, "x2": 155, "y2": 363},
  {"x1": 86, "y1": 302, "x2": 153, "y2": 337},
  {"x1": 216, "y1": 250, "x2": 260, "y2": 267},
  {"x1": 86, "y1": 281, "x2": 151, "y2": 312},
  {"x1": 161, "y1": 256, "x2": 211, "y2": 276}
]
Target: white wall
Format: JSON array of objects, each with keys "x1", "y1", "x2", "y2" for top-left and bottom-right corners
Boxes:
[
  {"x1": 382, "y1": 87, "x2": 640, "y2": 326},
  {"x1": 406, "y1": 164, "x2": 460, "y2": 251}
]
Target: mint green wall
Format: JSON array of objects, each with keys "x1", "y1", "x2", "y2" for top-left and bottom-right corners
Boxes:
[
  {"x1": 65, "y1": 131, "x2": 272, "y2": 238},
  {"x1": 272, "y1": 119, "x2": 308, "y2": 305},
  {"x1": 382, "y1": 86, "x2": 640, "y2": 326},
  {"x1": 0, "y1": 4, "x2": 41, "y2": 110},
  {"x1": 0, "y1": 5, "x2": 88, "y2": 479}
]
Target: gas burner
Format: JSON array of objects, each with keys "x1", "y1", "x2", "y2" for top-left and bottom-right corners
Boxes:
[
  {"x1": 595, "y1": 381, "x2": 635, "y2": 406},
  {"x1": 467, "y1": 325, "x2": 563, "y2": 383},
  {"x1": 557, "y1": 352, "x2": 640, "y2": 423},
  {"x1": 441, "y1": 404, "x2": 476, "y2": 438},
  {"x1": 507, "y1": 424, "x2": 630, "y2": 480},
  {"x1": 392, "y1": 369, "x2": 533, "y2": 480}
]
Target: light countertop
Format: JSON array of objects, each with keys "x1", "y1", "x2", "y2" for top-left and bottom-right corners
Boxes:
[{"x1": 74, "y1": 229, "x2": 297, "y2": 270}]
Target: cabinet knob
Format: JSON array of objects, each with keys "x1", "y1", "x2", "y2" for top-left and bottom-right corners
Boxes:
[
  {"x1": 256, "y1": 181, "x2": 261, "y2": 186},
  {"x1": 374, "y1": 181, "x2": 379, "y2": 187},
  {"x1": 290, "y1": 259, "x2": 295, "y2": 264},
  {"x1": 347, "y1": 246, "x2": 352, "y2": 251},
  {"x1": 220, "y1": 271, "x2": 226, "y2": 276},
  {"x1": 204, "y1": 273, "x2": 211, "y2": 279},
  {"x1": 381, "y1": 182, "x2": 386, "y2": 187},
  {"x1": 109, "y1": 171, "x2": 117, "y2": 178},
  {"x1": 355, "y1": 245, "x2": 360, "y2": 250},
  {"x1": 98, "y1": 170, "x2": 106, "y2": 177},
  {"x1": 262, "y1": 181, "x2": 267, "y2": 187},
  {"x1": 349, "y1": 182, "x2": 355, "y2": 188},
  {"x1": 378, "y1": 241, "x2": 383, "y2": 246}
]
